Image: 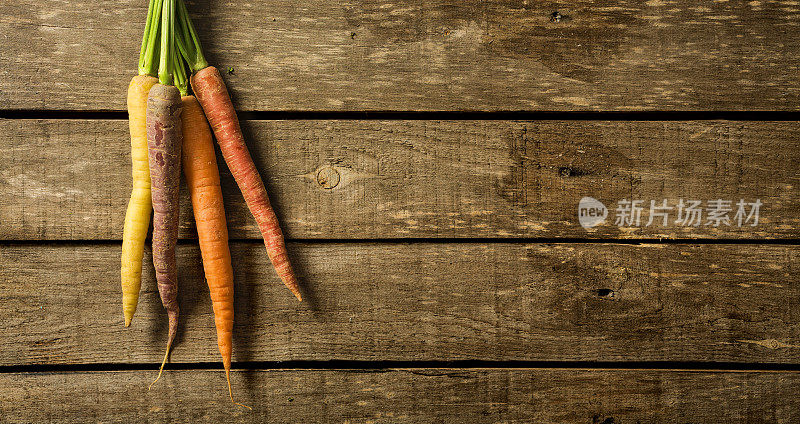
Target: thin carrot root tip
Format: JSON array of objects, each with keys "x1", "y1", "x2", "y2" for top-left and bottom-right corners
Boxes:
[
  {"x1": 149, "y1": 339, "x2": 173, "y2": 391},
  {"x1": 150, "y1": 308, "x2": 177, "y2": 391},
  {"x1": 285, "y1": 280, "x2": 302, "y2": 301},
  {"x1": 234, "y1": 401, "x2": 253, "y2": 411},
  {"x1": 124, "y1": 316, "x2": 132, "y2": 327},
  {"x1": 226, "y1": 370, "x2": 252, "y2": 410}
]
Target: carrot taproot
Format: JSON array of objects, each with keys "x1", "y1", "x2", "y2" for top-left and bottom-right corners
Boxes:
[
  {"x1": 191, "y1": 68, "x2": 300, "y2": 302},
  {"x1": 148, "y1": 0, "x2": 183, "y2": 387},
  {"x1": 121, "y1": 0, "x2": 161, "y2": 327},
  {"x1": 122, "y1": 75, "x2": 158, "y2": 327},
  {"x1": 147, "y1": 84, "x2": 182, "y2": 385},
  {"x1": 180, "y1": 95, "x2": 249, "y2": 409},
  {"x1": 175, "y1": 0, "x2": 301, "y2": 301},
  {"x1": 191, "y1": 67, "x2": 301, "y2": 302}
]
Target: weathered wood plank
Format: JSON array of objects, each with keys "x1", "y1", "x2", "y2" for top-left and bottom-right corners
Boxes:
[
  {"x1": 2, "y1": 369, "x2": 798, "y2": 423},
  {"x1": 2, "y1": 119, "x2": 798, "y2": 240},
  {"x1": 1, "y1": 243, "x2": 798, "y2": 365},
  {"x1": 3, "y1": 0, "x2": 800, "y2": 111}
]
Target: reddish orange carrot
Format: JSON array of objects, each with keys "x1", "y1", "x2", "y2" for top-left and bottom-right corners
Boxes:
[
  {"x1": 181, "y1": 94, "x2": 249, "y2": 409},
  {"x1": 176, "y1": 0, "x2": 301, "y2": 301},
  {"x1": 190, "y1": 67, "x2": 300, "y2": 302}
]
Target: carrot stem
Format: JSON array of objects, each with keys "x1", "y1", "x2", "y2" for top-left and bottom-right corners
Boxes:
[
  {"x1": 175, "y1": 18, "x2": 191, "y2": 68},
  {"x1": 140, "y1": 0, "x2": 163, "y2": 76},
  {"x1": 176, "y1": 0, "x2": 208, "y2": 72},
  {"x1": 158, "y1": 0, "x2": 175, "y2": 85},
  {"x1": 174, "y1": 49, "x2": 189, "y2": 96},
  {"x1": 137, "y1": 0, "x2": 156, "y2": 75}
]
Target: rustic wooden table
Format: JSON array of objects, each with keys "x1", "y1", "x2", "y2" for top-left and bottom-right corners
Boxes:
[{"x1": 2, "y1": 0, "x2": 800, "y2": 422}]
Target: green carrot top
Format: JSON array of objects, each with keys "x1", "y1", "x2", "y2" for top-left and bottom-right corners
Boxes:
[
  {"x1": 173, "y1": 48, "x2": 189, "y2": 96},
  {"x1": 138, "y1": 0, "x2": 162, "y2": 76},
  {"x1": 175, "y1": 0, "x2": 209, "y2": 73},
  {"x1": 139, "y1": 0, "x2": 188, "y2": 94},
  {"x1": 158, "y1": 0, "x2": 176, "y2": 85}
]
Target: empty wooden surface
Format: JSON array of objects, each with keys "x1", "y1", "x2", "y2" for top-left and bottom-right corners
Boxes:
[
  {"x1": 2, "y1": 369, "x2": 798, "y2": 423},
  {"x1": 2, "y1": 119, "x2": 798, "y2": 240},
  {"x1": 3, "y1": 0, "x2": 800, "y2": 111}
]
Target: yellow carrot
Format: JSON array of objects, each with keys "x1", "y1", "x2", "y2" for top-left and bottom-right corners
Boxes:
[
  {"x1": 121, "y1": 0, "x2": 162, "y2": 327},
  {"x1": 121, "y1": 75, "x2": 158, "y2": 326}
]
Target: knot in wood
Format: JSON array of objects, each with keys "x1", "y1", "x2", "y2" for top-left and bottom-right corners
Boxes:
[{"x1": 316, "y1": 166, "x2": 341, "y2": 189}]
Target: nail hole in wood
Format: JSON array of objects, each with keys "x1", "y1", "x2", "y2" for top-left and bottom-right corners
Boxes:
[{"x1": 596, "y1": 289, "x2": 615, "y2": 298}]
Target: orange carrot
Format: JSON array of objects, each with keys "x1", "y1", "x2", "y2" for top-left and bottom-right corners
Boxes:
[
  {"x1": 181, "y1": 95, "x2": 249, "y2": 409},
  {"x1": 191, "y1": 67, "x2": 302, "y2": 302}
]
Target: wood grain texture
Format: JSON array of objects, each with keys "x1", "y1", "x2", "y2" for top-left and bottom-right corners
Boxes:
[
  {"x1": 2, "y1": 369, "x2": 799, "y2": 423},
  {"x1": 1, "y1": 242, "x2": 798, "y2": 365},
  {"x1": 2, "y1": 119, "x2": 798, "y2": 240},
  {"x1": 2, "y1": 0, "x2": 800, "y2": 111}
]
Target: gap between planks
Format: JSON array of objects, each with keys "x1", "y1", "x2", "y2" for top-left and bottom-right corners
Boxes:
[
  {"x1": 3, "y1": 361, "x2": 800, "y2": 374},
  {"x1": 0, "y1": 239, "x2": 799, "y2": 246},
  {"x1": 3, "y1": 110, "x2": 800, "y2": 121}
]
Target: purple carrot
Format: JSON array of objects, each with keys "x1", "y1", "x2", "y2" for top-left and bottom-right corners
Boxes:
[{"x1": 146, "y1": 83, "x2": 183, "y2": 386}]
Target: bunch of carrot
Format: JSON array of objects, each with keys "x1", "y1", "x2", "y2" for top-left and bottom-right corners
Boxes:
[{"x1": 120, "y1": 0, "x2": 301, "y2": 408}]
